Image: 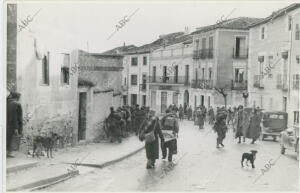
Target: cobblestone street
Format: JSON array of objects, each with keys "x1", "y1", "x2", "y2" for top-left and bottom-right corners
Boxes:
[{"x1": 44, "y1": 120, "x2": 299, "y2": 192}]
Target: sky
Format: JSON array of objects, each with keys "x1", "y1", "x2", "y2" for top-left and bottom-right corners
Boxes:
[{"x1": 15, "y1": 1, "x2": 294, "y2": 53}]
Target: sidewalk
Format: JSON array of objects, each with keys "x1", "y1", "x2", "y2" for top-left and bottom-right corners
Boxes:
[{"x1": 6, "y1": 135, "x2": 145, "y2": 191}]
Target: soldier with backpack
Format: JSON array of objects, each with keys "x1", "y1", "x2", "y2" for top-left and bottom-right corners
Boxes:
[{"x1": 160, "y1": 109, "x2": 179, "y2": 164}]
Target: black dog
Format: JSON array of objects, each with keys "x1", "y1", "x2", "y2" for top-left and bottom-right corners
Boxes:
[
  {"x1": 32, "y1": 132, "x2": 59, "y2": 158},
  {"x1": 241, "y1": 150, "x2": 258, "y2": 168}
]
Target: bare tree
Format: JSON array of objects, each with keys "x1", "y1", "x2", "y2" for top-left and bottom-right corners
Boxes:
[{"x1": 214, "y1": 87, "x2": 228, "y2": 108}]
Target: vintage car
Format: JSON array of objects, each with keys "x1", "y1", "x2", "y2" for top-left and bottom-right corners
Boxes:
[
  {"x1": 260, "y1": 111, "x2": 288, "y2": 141},
  {"x1": 280, "y1": 126, "x2": 299, "y2": 160}
]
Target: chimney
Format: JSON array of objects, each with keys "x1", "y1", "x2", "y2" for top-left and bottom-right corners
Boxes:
[
  {"x1": 184, "y1": 26, "x2": 189, "y2": 35},
  {"x1": 123, "y1": 42, "x2": 126, "y2": 47}
]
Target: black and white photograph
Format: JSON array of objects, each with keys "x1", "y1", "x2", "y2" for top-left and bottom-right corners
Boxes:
[{"x1": 2, "y1": 1, "x2": 300, "y2": 192}]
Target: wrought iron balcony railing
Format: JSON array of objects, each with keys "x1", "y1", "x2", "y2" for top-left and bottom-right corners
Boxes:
[
  {"x1": 148, "y1": 76, "x2": 190, "y2": 86},
  {"x1": 193, "y1": 49, "x2": 213, "y2": 60},
  {"x1": 191, "y1": 79, "x2": 213, "y2": 89},
  {"x1": 233, "y1": 47, "x2": 248, "y2": 59},
  {"x1": 231, "y1": 80, "x2": 247, "y2": 90}
]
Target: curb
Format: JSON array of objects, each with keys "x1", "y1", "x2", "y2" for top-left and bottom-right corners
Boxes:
[
  {"x1": 65, "y1": 145, "x2": 145, "y2": 168},
  {"x1": 7, "y1": 145, "x2": 144, "y2": 191},
  {"x1": 7, "y1": 162, "x2": 39, "y2": 174},
  {"x1": 7, "y1": 170, "x2": 79, "y2": 192}
]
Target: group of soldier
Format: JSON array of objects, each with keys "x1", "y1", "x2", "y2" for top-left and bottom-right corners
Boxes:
[
  {"x1": 106, "y1": 102, "x2": 262, "y2": 169},
  {"x1": 105, "y1": 104, "x2": 150, "y2": 143}
]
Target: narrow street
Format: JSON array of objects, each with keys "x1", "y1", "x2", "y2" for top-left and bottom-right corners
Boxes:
[{"x1": 44, "y1": 120, "x2": 299, "y2": 192}]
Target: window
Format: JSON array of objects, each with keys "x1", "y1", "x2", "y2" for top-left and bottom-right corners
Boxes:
[
  {"x1": 288, "y1": 16, "x2": 292, "y2": 31},
  {"x1": 195, "y1": 39, "x2": 200, "y2": 50},
  {"x1": 293, "y1": 74, "x2": 299, "y2": 89},
  {"x1": 152, "y1": 66, "x2": 156, "y2": 82},
  {"x1": 124, "y1": 77, "x2": 127, "y2": 85},
  {"x1": 142, "y1": 95, "x2": 146, "y2": 106},
  {"x1": 267, "y1": 56, "x2": 273, "y2": 78},
  {"x1": 131, "y1": 57, "x2": 138, "y2": 66},
  {"x1": 294, "y1": 111, "x2": 299, "y2": 124},
  {"x1": 61, "y1": 53, "x2": 70, "y2": 85},
  {"x1": 235, "y1": 37, "x2": 247, "y2": 58},
  {"x1": 235, "y1": 68, "x2": 244, "y2": 83},
  {"x1": 202, "y1": 68, "x2": 205, "y2": 79},
  {"x1": 42, "y1": 52, "x2": 49, "y2": 85},
  {"x1": 261, "y1": 27, "x2": 265, "y2": 39},
  {"x1": 131, "y1": 94, "x2": 137, "y2": 105},
  {"x1": 296, "y1": 55, "x2": 300, "y2": 64},
  {"x1": 208, "y1": 68, "x2": 212, "y2": 80},
  {"x1": 131, "y1": 75, "x2": 137, "y2": 85},
  {"x1": 295, "y1": 24, "x2": 300, "y2": 40},
  {"x1": 143, "y1": 56, "x2": 147, "y2": 65},
  {"x1": 201, "y1": 38, "x2": 206, "y2": 49}
]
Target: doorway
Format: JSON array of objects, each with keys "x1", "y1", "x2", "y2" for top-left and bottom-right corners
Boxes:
[
  {"x1": 161, "y1": 92, "x2": 167, "y2": 113},
  {"x1": 184, "y1": 90, "x2": 189, "y2": 107},
  {"x1": 78, "y1": 92, "x2": 87, "y2": 141}
]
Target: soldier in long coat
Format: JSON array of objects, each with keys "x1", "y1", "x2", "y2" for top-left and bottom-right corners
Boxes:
[
  {"x1": 196, "y1": 109, "x2": 205, "y2": 129},
  {"x1": 139, "y1": 116, "x2": 164, "y2": 169},
  {"x1": 208, "y1": 106, "x2": 215, "y2": 125},
  {"x1": 213, "y1": 112, "x2": 228, "y2": 148},
  {"x1": 247, "y1": 109, "x2": 262, "y2": 144},
  {"x1": 7, "y1": 92, "x2": 23, "y2": 157},
  {"x1": 235, "y1": 105, "x2": 245, "y2": 143}
]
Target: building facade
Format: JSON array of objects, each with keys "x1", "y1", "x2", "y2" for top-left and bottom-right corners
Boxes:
[
  {"x1": 191, "y1": 17, "x2": 260, "y2": 109},
  {"x1": 122, "y1": 52, "x2": 150, "y2": 107},
  {"x1": 149, "y1": 35, "x2": 193, "y2": 113},
  {"x1": 248, "y1": 4, "x2": 300, "y2": 126}
]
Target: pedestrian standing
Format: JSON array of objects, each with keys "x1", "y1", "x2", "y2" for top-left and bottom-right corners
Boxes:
[
  {"x1": 107, "y1": 107, "x2": 122, "y2": 143},
  {"x1": 197, "y1": 109, "x2": 205, "y2": 129},
  {"x1": 187, "y1": 106, "x2": 193, "y2": 121},
  {"x1": 247, "y1": 109, "x2": 261, "y2": 144},
  {"x1": 208, "y1": 106, "x2": 215, "y2": 125},
  {"x1": 179, "y1": 105, "x2": 184, "y2": 121},
  {"x1": 139, "y1": 115, "x2": 164, "y2": 169},
  {"x1": 213, "y1": 112, "x2": 228, "y2": 148},
  {"x1": 235, "y1": 105, "x2": 245, "y2": 143},
  {"x1": 7, "y1": 92, "x2": 23, "y2": 157}
]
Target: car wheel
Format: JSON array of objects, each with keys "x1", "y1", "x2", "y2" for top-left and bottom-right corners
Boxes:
[{"x1": 281, "y1": 145, "x2": 285, "y2": 155}]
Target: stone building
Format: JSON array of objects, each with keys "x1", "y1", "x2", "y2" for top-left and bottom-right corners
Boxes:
[
  {"x1": 248, "y1": 4, "x2": 300, "y2": 126},
  {"x1": 149, "y1": 32, "x2": 193, "y2": 113},
  {"x1": 6, "y1": 3, "x2": 82, "y2": 151},
  {"x1": 6, "y1": 3, "x2": 124, "y2": 152},
  {"x1": 190, "y1": 17, "x2": 261, "y2": 109}
]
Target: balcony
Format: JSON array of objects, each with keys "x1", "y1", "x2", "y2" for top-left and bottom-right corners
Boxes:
[
  {"x1": 148, "y1": 76, "x2": 190, "y2": 86},
  {"x1": 253, "y1": 75, "x2": 264, "y2": 89},
  {"x1": 277, "y1": 74, "x2": 288, "y2": 91},
  {"x1": 193, "y1": 49, "x2": 213, "y2": 60},
  {"x1": 139, "y1": 83, "x2": 147, "y2": 92},
  {"x1": 233, "y1": 48, "x2": 248, "y2": 59},
  {"x1": 191, "y1": 80, "x2": 213, "y2": 89},
  {"x1": 231, "y1": 80, "x2": 247, "y2": 90}
]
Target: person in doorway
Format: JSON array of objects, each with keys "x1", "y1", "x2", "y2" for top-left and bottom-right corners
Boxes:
[
  {"x1": 139, "y1": 115, "x2": 164, "y2": 169},
  {"x1": 7, "y1": 92, "x2": 23, "y2": 157}
]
